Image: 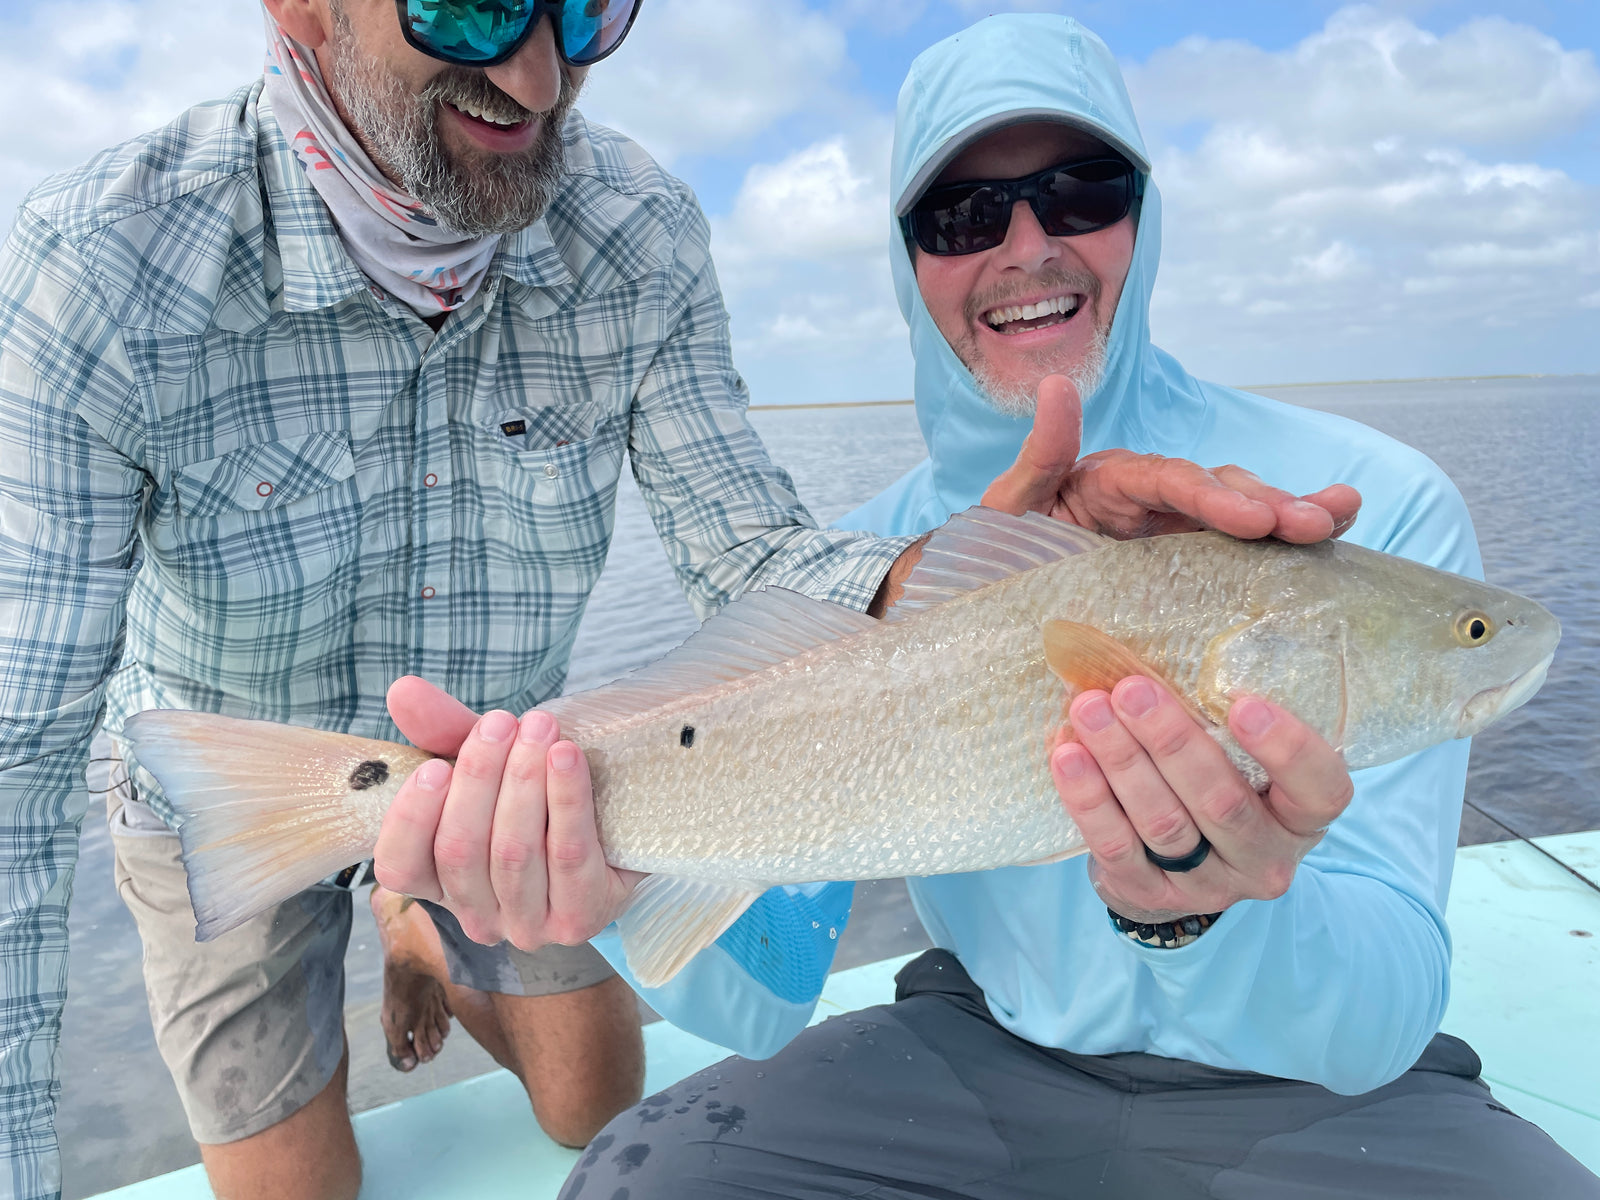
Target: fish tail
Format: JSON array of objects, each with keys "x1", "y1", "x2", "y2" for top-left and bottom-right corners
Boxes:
[{"x1": 121, "y1": 711, "x2": 427, "y2": 941}]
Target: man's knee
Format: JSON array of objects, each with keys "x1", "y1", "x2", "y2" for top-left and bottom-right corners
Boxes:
[
  {"x1": 198, "y1": 1061, "x2": 361, "y2": 1200},
  {"x1": 497, "y1": 976, "x2": 646, "y2": 1148}
]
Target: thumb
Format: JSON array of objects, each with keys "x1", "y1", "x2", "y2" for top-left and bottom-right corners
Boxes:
[
  {"x1": 386, "y1": 675, "x2": 481, "y2": 756},
  {"x1": 979, "y1": 374, "x2": 1083, "y2": 515}
]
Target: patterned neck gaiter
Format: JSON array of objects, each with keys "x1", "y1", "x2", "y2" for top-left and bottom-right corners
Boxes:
[{"x1": 263, "y1": 18, "x2": 500, "y2": 315}]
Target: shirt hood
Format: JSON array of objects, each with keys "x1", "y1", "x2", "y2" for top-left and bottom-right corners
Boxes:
[{"x1": 848, "y1": 14, "x2": 1210, "y2": 536}]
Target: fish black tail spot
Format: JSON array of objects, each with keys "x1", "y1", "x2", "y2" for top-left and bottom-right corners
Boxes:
[
  {"x1": 349, "y1": 760, "x2": 391, "y2": 790},
  {"x1": 680, "y1": 725, "x2": 695, "y2": 749}
]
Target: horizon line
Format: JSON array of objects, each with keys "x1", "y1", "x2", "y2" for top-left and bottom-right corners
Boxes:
[{"x1": 746, "y1": 371, "x2": 1594, "y2": 412}]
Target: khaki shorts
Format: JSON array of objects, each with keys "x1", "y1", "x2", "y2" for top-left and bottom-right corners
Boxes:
[{"x1": 102, "y1": 733, "x2": 616, "y2": 1144}]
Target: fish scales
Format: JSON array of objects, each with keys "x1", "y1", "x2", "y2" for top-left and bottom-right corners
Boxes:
[
  {"x1": 122, "y1": 512, "x2": 1561, "y2": 983},
  {"x1": 566, "y1": 538, "x2": 1274, "y2": 884}
]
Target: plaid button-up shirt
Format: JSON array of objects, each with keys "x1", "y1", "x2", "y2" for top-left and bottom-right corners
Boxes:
[{"x1": 0, "y1": 85, "x2": 909, "y2": 1198}]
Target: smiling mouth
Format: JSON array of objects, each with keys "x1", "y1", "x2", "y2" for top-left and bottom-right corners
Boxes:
[
  {"x1": 445, "y1": 99, "x2": 532, "y2": 131},
  {"x1": 983, "y1": 293, "x2": 1084, "y2": 335}
]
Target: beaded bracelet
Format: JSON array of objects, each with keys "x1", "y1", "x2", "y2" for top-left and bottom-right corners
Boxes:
[{"x1": 1108, "y1": 907, "x2": 1224, "y2": 949}]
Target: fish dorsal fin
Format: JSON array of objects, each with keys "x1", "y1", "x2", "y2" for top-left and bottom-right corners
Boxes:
[
  {"x1": 1042, "y1": 620, "x2": 1211, "y2": 727},
  {"x1": 545, "y1": 588, "x2": 879, "y2": 733},
  {"x1": 616, "y1": 875, "x2": 767, "y2": 987},
  {"x1": 888, "y1": 507, "x2": 1109, "y2": 621}
]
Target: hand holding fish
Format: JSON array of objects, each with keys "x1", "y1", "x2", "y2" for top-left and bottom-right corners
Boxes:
[
  {"x1": 1053, "y1": 678, "x2": 1354, "y2": 926},
  {"x1": 981, "y1": 374, "x2": 1362, "y2": 541},
  {"x1": 373, "y1": 679, "x2": 641, "y2": 951}
]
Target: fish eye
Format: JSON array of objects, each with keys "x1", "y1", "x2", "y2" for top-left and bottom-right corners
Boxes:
[{"x1": 1453, "y1": 610, "x2": 1495, "y2": 647}]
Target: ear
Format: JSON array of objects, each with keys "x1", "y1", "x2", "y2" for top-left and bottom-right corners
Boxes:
[{"x1": 264, "y1": 0, "x2": 332, "y2": 50}]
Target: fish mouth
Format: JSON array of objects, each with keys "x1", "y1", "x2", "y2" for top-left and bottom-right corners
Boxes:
[{"x1": 1458, "y1": 652, "x2": 1554, "y2": 737}]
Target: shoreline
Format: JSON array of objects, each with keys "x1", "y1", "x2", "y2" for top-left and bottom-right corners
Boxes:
[{"x1": 747, "y1": 371, "x2": 1597, "y2": 412}]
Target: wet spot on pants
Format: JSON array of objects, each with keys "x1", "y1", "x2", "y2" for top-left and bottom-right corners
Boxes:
[
  {"x1": 580, "y1": 1132, "x2": 614, "y2": 1169},
  {"x1": 706, "y1": 1104, "x2": 747, "y2": 1140},
  {"x1": 610, "y1": 1190, "x2": 630, "y2": 1200},
  {"x1": 614, "y1": 1143, "x2": 651, "y2": 1175},
  {"x1": 566, "y1": 1171, "x2": 586, "y2": 1196}
]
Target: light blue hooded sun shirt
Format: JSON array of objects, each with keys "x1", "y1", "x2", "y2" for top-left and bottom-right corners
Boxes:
[{"x1": 594, "y1": 15, "x2": 1483, "y2": 1095}]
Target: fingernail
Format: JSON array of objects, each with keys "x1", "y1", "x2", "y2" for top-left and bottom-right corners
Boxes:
[
  {"x1": 1054, "y1": 745, "x2": 1085, "y2": 781},
  {"x1": 520, "y1": 710, "x2": 557, "y2": 744},
  {"x1": 1117, "y1": 678, "x2": 1157, "y2": 718},
  {"x1": 550, "y1": 742, "x2": 579, "y2": 772},
  {"x1": 414, "y1": 758, "x2": 450, "y2": 792},
  {"x1": 1077, "y1": 694, "x2": 1114, "y2": 732},
  {"x1": 1234, "y1": 697, "x2": 1274, "y2": 737},
  {"x1": 1291, "y1": 500, "x2": 1324, "y2": 516},
  {"x1": 479, "y1": 710, "x2": 516, "y2": 743}
]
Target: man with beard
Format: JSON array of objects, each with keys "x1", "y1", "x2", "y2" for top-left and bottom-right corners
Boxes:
[
  {"x1": 371, "y1": 15, "x2": 1597, "y2": 1200},
  {"x1": 0, "y1": 2, "x2": 1372, "y2": 1198}
]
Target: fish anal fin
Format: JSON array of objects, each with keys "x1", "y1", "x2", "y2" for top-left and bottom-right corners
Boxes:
[
  {"x1": 616, "y1": 876, "x2": 766, "y2": 988},
  {"x1": 1042, "y1": 621, "x2": 1208, "y2": 726}
]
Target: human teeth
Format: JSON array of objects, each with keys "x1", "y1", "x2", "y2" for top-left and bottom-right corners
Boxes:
[
  {"x1": 985, "y1": 295, "x2": 1081, "y2": 328},
  {"x1": 453, "y1": 100, "x2": 519, "y2": 127}
]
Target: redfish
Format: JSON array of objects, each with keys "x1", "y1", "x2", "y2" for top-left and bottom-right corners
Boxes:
[{"x1": 124, "y1": 509, "x2": 1560, "y2": 985}]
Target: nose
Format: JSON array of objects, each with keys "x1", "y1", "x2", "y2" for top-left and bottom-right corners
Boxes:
[
  {"x1": 995, "y1": 199, "x2": 1072, "y2": 275},
  {"x1": 484, "y1": 13, "x2": 577, "y2": 115}
]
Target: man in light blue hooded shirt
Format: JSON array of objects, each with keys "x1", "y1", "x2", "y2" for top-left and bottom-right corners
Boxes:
[{"x1": 552, "y1": 14, "x2": 1598, "y2": 1198}]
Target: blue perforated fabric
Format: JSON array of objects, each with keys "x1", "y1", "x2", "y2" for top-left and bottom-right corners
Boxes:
[{"x1": 712, "y1": 883, "x2": 855, "y2": 1005}]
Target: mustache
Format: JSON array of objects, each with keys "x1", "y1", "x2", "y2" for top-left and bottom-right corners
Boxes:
[
  {"x1": 963, "y1": 267, "x2": 1102, "y2": 326},
  {"x1": 423, "y1": 70, "x2": 540, "y2": 124}
]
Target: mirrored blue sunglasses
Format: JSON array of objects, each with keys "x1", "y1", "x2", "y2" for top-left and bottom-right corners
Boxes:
[{"x1": 396, "y1": 0, "x2": 642, "y2": 68}]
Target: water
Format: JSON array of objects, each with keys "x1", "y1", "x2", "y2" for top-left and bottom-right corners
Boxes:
[{"x1": 56, "y1": 377, "x2": 1598, "y2": 1196}]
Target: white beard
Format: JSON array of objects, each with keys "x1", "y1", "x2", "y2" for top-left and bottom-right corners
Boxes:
[{"x1": 971, "y1": 320, "x2": 1110, "y2": 419}]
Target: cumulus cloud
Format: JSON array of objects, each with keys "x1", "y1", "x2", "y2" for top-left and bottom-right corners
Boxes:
[
  {"x1": 1127, "y1": 6, "x2": 1600, "y2": 382},
  {"x1": 579, "y1": 0, "x2": 850, "y2": 166},
  {"x1": 707, "y1": 121, "x2": 914, "y2": 404},
  {"x1": 0, "y1": 0, "x2": 263, "y2": 231}
]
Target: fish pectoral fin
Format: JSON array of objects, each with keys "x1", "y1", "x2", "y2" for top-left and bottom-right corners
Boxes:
[
  {"x1": 616, "y1": 875, "x2": 767, "y2": 988},
  {"x1": 1041, "y1": 620, "x2": 1156, "y2": 692},
  {"x1": 1041, "y1": 621, "x2": 1210, "y2": 726}
]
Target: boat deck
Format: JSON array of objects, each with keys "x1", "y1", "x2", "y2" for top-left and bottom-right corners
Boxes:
[{"x1": 95, "y1": 831, "x2": 1600, "y2": 1198}]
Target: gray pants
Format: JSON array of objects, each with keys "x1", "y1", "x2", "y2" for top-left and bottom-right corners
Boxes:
[{"x1": 560, "y1": 949, "x2": 1598, "y2": 1199}]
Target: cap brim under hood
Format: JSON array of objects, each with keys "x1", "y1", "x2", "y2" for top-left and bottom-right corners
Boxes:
[{"x1": 892, "y1": 19, "x2": 1152, "y2": 217}]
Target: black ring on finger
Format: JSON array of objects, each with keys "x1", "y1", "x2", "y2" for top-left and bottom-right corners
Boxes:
[{"x1": 1144, "y1": 835, "x2": 1211, "y2": 873}]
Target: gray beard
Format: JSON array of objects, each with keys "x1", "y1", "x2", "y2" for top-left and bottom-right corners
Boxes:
[
  {"x1": 948, "y1": 266, "x2": 1112, "y2": 418},
  {"x1": 324, "y1": 4, "x2": 575, "y2": 236},
  {"x1": 970, "y1": 320, "x2": 1109, "y2": 419}
]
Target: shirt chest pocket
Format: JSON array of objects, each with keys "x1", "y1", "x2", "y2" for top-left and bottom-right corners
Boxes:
[
  {"x1": 480, "y1": 407, "x2": 625, "y2": 564},
  {"x1": 161, "y1": 431, "x2": 361, "y2": 606}
]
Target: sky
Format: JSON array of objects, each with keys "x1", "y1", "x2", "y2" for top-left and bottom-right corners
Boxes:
[{"x1": 1, "y1": 0, "x2": 1595, "y2": 404}]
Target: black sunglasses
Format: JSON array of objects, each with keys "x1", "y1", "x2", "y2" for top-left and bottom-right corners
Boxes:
[
  {"x1": 396, "y1": 0, "x2": 643, "y2": 69},
  {"x1": 901, "y1": 156, "x2": 1136, "y2": 257}
]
